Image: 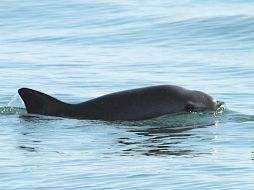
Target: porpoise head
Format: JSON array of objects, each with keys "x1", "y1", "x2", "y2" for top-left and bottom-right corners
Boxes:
[{"x1": 183, "y1": 90, "x2": 222, "y2": 113}]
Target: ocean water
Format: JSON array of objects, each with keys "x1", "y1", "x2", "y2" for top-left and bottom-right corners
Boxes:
[{"x1": 1, "y1": 0, "x2": 254, "y2": 189}]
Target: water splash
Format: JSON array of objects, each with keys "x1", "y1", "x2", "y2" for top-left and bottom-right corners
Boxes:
[
  {"x1": 6, "y1": 93, "x2": 25, "y2": 108},
  {"x1": 0, "y1": 93, "x2": 26, "y2": 114}
]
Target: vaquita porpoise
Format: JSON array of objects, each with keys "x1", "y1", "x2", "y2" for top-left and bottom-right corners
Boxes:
[{"x1": 18, "y1": 85, "x2": 222, "y2": 121}]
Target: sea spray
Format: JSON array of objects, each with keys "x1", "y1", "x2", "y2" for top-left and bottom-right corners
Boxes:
[{"x1": 0, "y1": 93, "x2": 26, "y2": 114}]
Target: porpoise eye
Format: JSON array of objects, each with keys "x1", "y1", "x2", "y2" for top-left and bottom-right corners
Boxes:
[{"x1": 184, "y1": 103, "x2": 194, "y2": 112}]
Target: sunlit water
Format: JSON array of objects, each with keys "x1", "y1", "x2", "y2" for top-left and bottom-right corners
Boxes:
[{"x1": 1, "y1": 1, "x2": 254, "y2": 189}]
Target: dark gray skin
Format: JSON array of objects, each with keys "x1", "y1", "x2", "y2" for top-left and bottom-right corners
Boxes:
[{"x1": 18, "y1": 85, "x2": 221, "y2": 121}]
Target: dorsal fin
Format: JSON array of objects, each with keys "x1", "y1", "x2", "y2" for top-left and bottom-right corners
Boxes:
[{"x1": 18, "y1": 88, "x2": 67, "y2": 116}]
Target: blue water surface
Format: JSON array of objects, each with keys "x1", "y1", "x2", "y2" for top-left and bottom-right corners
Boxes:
[{"x1": 1, "y1": 1, "x2": 254, "y2": 189}]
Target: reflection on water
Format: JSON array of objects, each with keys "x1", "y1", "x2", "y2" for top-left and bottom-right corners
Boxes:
[
  {"x1": 113, "y1": 113, "x2": 220, "y2": 157},
  {"x1": 17, "y1": 145, "x2": 38, "y2": 152},
  {"x1": 117, "y1": 136, "x2": 195, "y2": 157},
  {"x1": 11, "y1": 109, "x2": 222, "y2": 158},
  {"x1": 2, "y1": 104, "x2": 254, "y2": 159}
]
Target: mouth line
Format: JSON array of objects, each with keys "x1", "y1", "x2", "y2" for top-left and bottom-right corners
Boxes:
[{"x1": 215, "y1": 101, "x2": 225, "y2": 109}]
